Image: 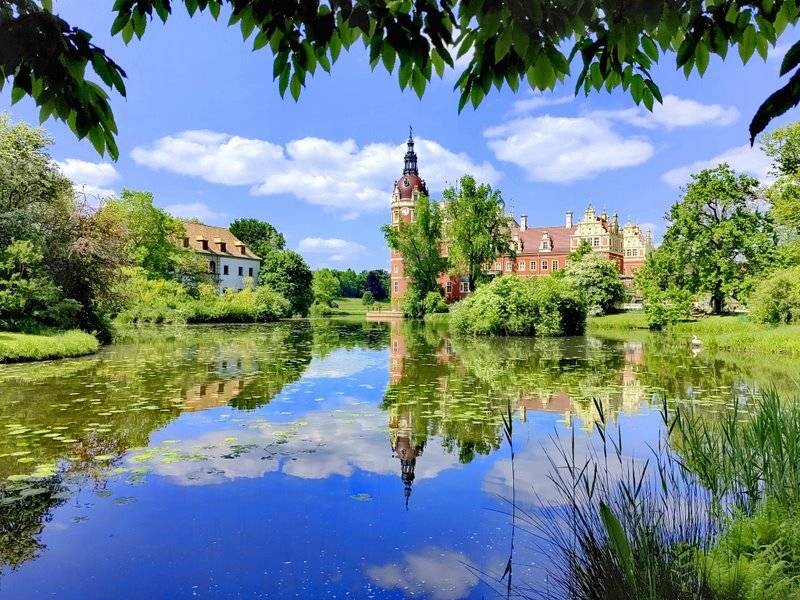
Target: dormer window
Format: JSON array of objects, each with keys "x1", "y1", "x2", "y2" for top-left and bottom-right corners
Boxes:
[
  {"x1": 183, "y1": 237, "x2": 189, "y2": 248},
  {"x1": 219, "y1": 242, "x2": 226, "y2": 253},
  {"x1": 200, "y1": 239, "x2": 208, "y2": 251}
]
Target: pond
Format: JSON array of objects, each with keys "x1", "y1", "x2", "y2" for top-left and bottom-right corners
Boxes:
[{"x1": 0, "y1": 320, "x2": 795, "y2": 599}]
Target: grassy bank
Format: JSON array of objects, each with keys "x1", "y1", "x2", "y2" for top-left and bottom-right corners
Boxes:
[
  {"x1": 327, "y1": 297, "x2": 391, "y2": 317},
  {"x1": 588, "y1": 312, "x2": 800, "y2": 356},
  {"x1": 0, "y1": 330, "x2": 100, "y2": 363}
]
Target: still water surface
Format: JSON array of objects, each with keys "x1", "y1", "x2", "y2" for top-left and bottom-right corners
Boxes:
[{"x1": 0, "y1": 321, "x2": 793, "y2": 598}]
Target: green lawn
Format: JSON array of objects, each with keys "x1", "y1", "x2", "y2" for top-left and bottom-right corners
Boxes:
[
  {"x1": 330, "y1": 297, "x2": 391, "y2": 316},
  {"x1": 0, "y1": 330, "x2": 100, "y2": 363},
  {"x1": 588, "y1": 312, "x2": 800, "y2": 356}
]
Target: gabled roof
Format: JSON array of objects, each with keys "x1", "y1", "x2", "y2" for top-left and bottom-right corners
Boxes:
[
  {"x1": 513, "y1": 224, "x2": 574, "y2": 255},
  {"x1": 183, "y1": 222, "x2": 260, "y2": 260}
]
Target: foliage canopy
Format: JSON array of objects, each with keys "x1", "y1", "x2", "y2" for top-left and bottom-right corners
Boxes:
[{"x1": 5, "y1": 0, "x2": 800, "y2": 158}]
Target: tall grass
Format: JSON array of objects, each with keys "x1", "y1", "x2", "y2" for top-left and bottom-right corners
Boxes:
[
  {"x1": 676, "y1": 389, "x2": 800, "y2": 514},
  {"x1": 526, "y1": 399, "x2": 716, "y2": 599}
]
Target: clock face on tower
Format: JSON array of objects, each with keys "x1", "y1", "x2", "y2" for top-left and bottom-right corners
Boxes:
[{"x1": 401, "y1": 207, "x2": 410, "y2": 216}]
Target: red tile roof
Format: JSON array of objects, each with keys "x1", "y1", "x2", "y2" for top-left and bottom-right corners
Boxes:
[{"x1": 514, "y1": 224, "x2": 574, "y2": 255}]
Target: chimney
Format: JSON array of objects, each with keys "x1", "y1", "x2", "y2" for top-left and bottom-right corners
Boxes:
[
  {"x1": 565, "y1": 211, "x2": 573, "y2": 229},
  {"x1": 520, "y1": 215, "x2": 528, "y2": 231}
]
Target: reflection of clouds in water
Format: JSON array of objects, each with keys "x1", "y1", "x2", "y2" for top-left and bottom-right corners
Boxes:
[
  {"x1": 139, "y1": 403, "x2": 462, "y2": 485},
  {"x1": 482, "y1": 432, "x2": 638, "y2": 507},
  {"x1": 366, "y1": 546, "x2": 478, "y2": 600},
  {"x1": 303, "y1": 349, "x2": 381, "y2": 379}
]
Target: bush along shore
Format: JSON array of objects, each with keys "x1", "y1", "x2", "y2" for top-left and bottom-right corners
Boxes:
[{"x1": 0, "y1": 330, "x2": 100, "y2": 363}]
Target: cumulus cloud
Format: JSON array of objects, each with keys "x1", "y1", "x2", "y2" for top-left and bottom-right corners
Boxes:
[
  {"x1": 484, "y1": 115, "x2": 654, "y2": 183},
  {"x1": 661, "y1": 144, "x2": 773, "y2": 188},
  {"x1": 163, "y1": 201, "x2": 226, "y2": 223},
  {"x1": 366, "y1": 547, "x2": 478, "y2": 600},
  {"x1": 509, "y1": 93, "x2": 573, "y2": 115},
  {"x1": 56, "y1": 158, "x2": 120, "y2": 199},
  {"x1": 131, "y1": 131, "x2": 500, "y2": 218},
  {"x1": 298, "y1": 237, "x2": 367, "y2": 264},
  {"x1": 595, "y1": 95, "x2": 738, "y2": 129}
]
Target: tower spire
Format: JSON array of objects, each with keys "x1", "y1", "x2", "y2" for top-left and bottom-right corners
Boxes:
[{"x1": 403, "y1": 127, "x2": 418, "y2": 176}]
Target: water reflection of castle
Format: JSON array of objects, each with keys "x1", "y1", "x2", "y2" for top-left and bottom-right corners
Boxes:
[{"x1": 386, "y1": 326, "x2": 648, "y2": 504}]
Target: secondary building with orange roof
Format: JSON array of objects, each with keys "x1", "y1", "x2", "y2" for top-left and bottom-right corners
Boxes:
[{"x1": 182, "y1": 222, "x2": 261, "y2": 292}]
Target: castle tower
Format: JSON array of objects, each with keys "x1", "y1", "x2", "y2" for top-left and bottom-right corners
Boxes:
[{"x1": 389, "y1": 129, "x2": 428, "y2": 306}]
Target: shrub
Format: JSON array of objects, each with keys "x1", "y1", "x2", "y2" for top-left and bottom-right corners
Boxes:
[
  {"x1": 401, "y1": 287, "x2": 424, "y2": 318},
  {"x1": 643, "y1": 288, "x2": 692, "y2": 330},
  {"x1": 450, "y1": 275, "x2": 586, "y2": 336},
  {"x1": 310, "y1": 302, "x2": 335, "y2": 317},
  {"x1": 113, "y1": 267, "x2": 194, "y2": 324},
  {"x1": 749, "y1": 266, "x2": 800, "y2": 325},
  {"x1": 562, "y1": 253, "x2": 626, "y2": 315},
  {"x1": 422, "y1": 291, "x2": 448, "y2": 314},
  {"x1": 361, "y1": 290, "x2": 374, "y2": 306}
]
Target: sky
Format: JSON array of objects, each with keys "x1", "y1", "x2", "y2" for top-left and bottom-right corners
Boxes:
[{"x1": 2, "y1": 2, "x2": 796, "y2": 270}]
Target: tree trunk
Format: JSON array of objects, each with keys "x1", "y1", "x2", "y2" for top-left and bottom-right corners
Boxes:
[{"x1": 711, "y1": 288, "x2": 723, "y2": 315}]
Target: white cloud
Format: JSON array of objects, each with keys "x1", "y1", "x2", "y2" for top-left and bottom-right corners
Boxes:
[
  {"x1": 132, "y1": 131, "x2": 500, "y2": 218},
  {"x1": 596, "y1": 95, "x2": 738, "y2": 129},
  {"x1": 163, "y1": 201, "x2": 226, "y2": 223},
  {"x1": 56, "y1": 158, "x2": 120, "y2": 199},
  {"x1": 484, "y1": 115, "x2": 654, "y2": 183},
  {"x1": 662, "y1": 144, "x2": 773, "y2": 188},
  {"x1": 510, "y1": 93, "x2": 573, "y2": 115},
  {"x1": 366, "y1": 547, "x2": 478, "y2": 600},
  {"x1": 298, "y1": 237, "x2": 367, "y2": 264}
]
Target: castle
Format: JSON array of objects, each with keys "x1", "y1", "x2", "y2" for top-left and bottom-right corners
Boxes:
[{"x1": 388, "y1": 132, "x2": 653, "y2": 305}]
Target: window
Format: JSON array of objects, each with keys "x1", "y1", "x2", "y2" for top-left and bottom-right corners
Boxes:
[
  {"x1": 632, "y1": 249, "x2": 638, "y2": 257},
  {"x1": 592, "y1": 237, "x2": 600, "y2": 247},
  {"x1": 240, "y1": 245, "x2": 247, "y2": 255},
  {"x1": 552, "y1": 260, "x2": 559, "y2": 272},
  {"x1": 238, "y1": 266, "x2": 244, "y2": 276},
  {"x1": 393, "y1": 280, "x2": 399, "y2": 293},
  {"x1": 223, "y1": 265, "x2": 229, "y2": 275},
  {"x1": 209, "y1": 261, "x2": 215, "y2": 273},
  {"x1": 201, "y1": 240, "x2": 209, "y2": 250},
  {"x1": 518, "y1": 260, "x2": 525, "y2": 271},
  {"x1": 393, "y1": 264, "x2": 399, "y2": 274},
  {"x1": 219, "y1": 242, "x2": 227, "y2": 253},
  {"x1": 248, "y1": 268, "x2": 253, "y2": 277},
  {"x1": 460, "y1": 281, "x2": 470, "y2": 293},
  {"x1": 505, "y1": 261, "x2": 512, "y2": 271},
  {"x1": 446, "y1": 281, "x2": 453, "y2": 294},
  {"x1": 625, "y1": 249, "x2": 631, "y2": 257},
  {"x1": 494, "y1": 262, "x2": 501, "y2": 271},
  {"x1": 541, "y1": 260, "x2": 548, "y2": 270},
  {"x1": 183, "y1": 237, "x2": 189, "y2": 248},
  {"x1": 530, "y1": 260, "x2": 537, "y2": 271}
]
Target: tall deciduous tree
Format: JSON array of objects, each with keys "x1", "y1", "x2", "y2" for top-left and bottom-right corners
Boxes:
[
  {"x1": 641, "y1": 164, "x2": 776, "y2": 314},
  {"x1": 362, "y1": 270, "x2": 389, "y2": 301},
  {"x1": 312, "y1": 268, "x2": 339, "y2": 307},
  {"x1": 442, "y1": 175, "x2": 515, "y2": 293},
  {"x1": 761, "y1": 122, "x2": 800, "y2": 265},
  {"x1": 5, "y1": 1, "x2": 800, "y2": 158},
  {"x1": 382, "y1": 194, "x2": 446, "y2": 298},
  {"x1": 229, "y1": 218, "x2": 286, "y2": 258},
  {"x1": 259, "y1": 250, "x2": 313, "y2": 316},
  {"x1": 562, "y1": 253, "x2": 625, "y2": 315}
]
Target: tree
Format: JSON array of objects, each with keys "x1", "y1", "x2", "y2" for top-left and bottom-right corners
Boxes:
[
  {"x1": 442, "y1": 175, "x2": 515, "y2": 293},
  {"x1": 562, "y1": 253, "x2": 625, "y2": 315},
  {"x1": 761, "y1": 122, "x2": 800, "y2": 265},
  {"x1": 361, "y1": 290, "x2": 374, "y2": 307},
  {"x1": 643, "y1": 164, "x2": 776, "y2": 314},
  {"x1": 6, "y1": 1, "x2": 800, "y2": 159},
  {"x1": 337, "y1": 268, "x2": 361, "y2": 298},
  {"x1": 229, "y1": 218, "x2": 286, "y2": 258},
  {"x1": 382, "y1": 194, "x2": 446, "y2": 299},
  {"x1": 312, "y1": 268, "x2": 339, "y2": 307},
  {"x1": 259, "y1": 250, "x2": 313, "y2": 316},
  {"x1": 99, "y1": 190, "x2": 187, "y2": 280},
  {"x1": 362, "y1": 269, "x2": 389, "y2": 301},
  {"x1": 0, "y1": 115, "x2": 128, "y2": 338},
  {"x1": 568, "y1": 239, "x2": 594, "y2": 263}
]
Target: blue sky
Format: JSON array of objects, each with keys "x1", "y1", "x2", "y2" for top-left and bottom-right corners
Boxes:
[{"x1": 2, "y1": 2, "x2": 795, "y2": 270}]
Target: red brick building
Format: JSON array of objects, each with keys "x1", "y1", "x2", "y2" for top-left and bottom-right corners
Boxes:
[{"x1": 388, "y1": 133, "x2": 653, "y2": 306}]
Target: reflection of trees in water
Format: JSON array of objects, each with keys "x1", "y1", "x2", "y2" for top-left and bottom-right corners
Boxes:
[
  {"x1": 0, "y1": 477, "x2": 67, "y2": 576},
  {"x1": 383, "y1": 322, "x2": 646, "y2": 467}
]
